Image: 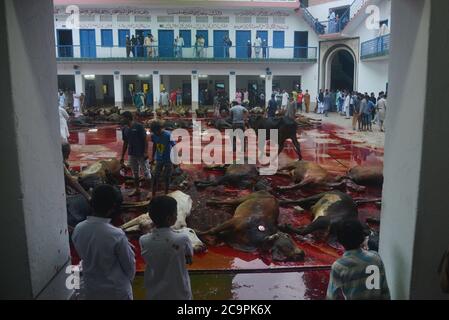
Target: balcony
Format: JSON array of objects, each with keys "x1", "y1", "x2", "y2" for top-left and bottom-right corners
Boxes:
[
  {"x1": 55, "y1": 45, "x2": 318, "y2": 63},
  {"x1": 361, "y1": 34, "x2": 390, "y2": 60}
]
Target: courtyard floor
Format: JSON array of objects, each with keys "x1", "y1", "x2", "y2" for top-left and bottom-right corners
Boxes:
[{"x1": 68, "y1": 111, "x2": 384, "y2": 300}]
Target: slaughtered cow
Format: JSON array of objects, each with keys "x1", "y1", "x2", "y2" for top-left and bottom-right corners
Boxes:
[
  {"x1": 194, "y1": 164, "x2": 259, "y2": 189},
  {"x1": 77, "y1": 159, "x2": 123, "y2": 190},
  {"x1": 119, "y1": 191, "x2": 206, "y2": 253},
  {"x1": 198, "y1": 191, "x2": 304, "y2": 261},
  {"x1": 279, "y1": 191, "x2": 380, "y2": 248},
  {"x1": 276, "y1": 161, "x2": 384, "y2": 192}
]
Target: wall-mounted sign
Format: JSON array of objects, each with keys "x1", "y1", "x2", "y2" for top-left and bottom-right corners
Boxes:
[
  {"x1": 167, "y1": 8, "x2": 223, "y2": 16},
  {"x1": 235, "y1": 10, "x2": 290, "y2": 17}
]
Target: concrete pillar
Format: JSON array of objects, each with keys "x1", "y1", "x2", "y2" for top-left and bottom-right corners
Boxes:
[
  {"x1": 191, "y1": 71, "x2": 199, "y2": 111},
  {"x1": 229, "y1": 71, "x2": 236, "y2": 103},
  {"x1": 379, "y1": 0, "x2": 449, "y2": 299},
  {"x1": 74, "y1": 71, "x2": 85, "y2": 94},
  {"x1": 0, "y1": 0, "x2": 71, "y2": 299},
  {"x1": 265, "y1": 72, "x2": 273, "y2": 107},
  {"x1": 113, "y1": 71, "x2": 123, "y2": 108},
  {"x1": 152, "y1": 71, "x2": 160, "y2": 109}
]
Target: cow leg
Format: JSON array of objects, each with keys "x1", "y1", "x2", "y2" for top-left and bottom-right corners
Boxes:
[
  {"x1": 207, "y1": 193, "x2": 257, "y2": 207},
  {"x1": 276, "y1": 179, "x2": 313, "y2": 192},
  {"x1": 291, "y1": 137, "x2": 303, "y2": 160},
  {"x1": 280, "y1": 217, "x2": 330, "y2": 237},
  {"x1": 196, "y1": 219, "x2": 235, "y2": 237},
  {"x1": 194, "y1": 177, "x2": 222, "y2": 188},
  {"x1": 278, "y1": 193, "x2": 326, "y2": 208}
]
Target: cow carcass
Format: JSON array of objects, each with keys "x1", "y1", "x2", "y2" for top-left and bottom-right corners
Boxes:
[{"x1": 198, "y1": 191, "x2": 304, "y2": 261}]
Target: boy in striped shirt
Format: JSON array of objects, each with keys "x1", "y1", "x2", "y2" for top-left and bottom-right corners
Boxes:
[{"x1": 327, "y1": 219, "x2": 391, "y2": 300}]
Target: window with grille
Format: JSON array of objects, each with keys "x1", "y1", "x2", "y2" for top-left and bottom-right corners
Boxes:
[
  {"x1": 79, "y1": 15, "x2": 95, "y2": 22},
  {"x1": 273, "y1": 17, "x2": 286, "y2": 24},
  {"x1": 157, "y1": 16, "x2": 174, "y2": 23},
  {"x1": 117, "y1": 15, "x2": 130, "y2": 22},
  {"x1": 179, "y1": 16, "x2": 192, "y2": 23},
  {"x1": 99, "y1": 15, "x2": 112, "y2": 22},
  {"x1": 235, "y1": 16, "x2": 252, "y2": 24},
  {"x1": 195, "y1": 16, "x2": 208, "y2": 23},
  {"x1": 213, "y1": 16, "x2": 229, "y2": 23},
  {"x1": 135, "y1": 16, "x2": 151, "y2": 23},
  {"x1": 256, "y1": 17, "x2": 269, "y2": 24}
]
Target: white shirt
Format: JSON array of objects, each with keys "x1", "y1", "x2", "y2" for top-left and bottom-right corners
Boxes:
[
  {"x1": 176, "y1": 37, "x2": 184, "y2": 47},
  {"x1": 73, "y1": 93, "x2": 81, "y2": 108},
  {"x1": 282, "y1": 92, "x2": 289, "y2": 106},
  {"x1": 72, "y1": 216, "x2": 136, "y2": 300},
  {"x1": 139, "y1": 228, "x2": 193, "y2": 300},
  {"x1": 59, "y1": 106, "x2": 70, "y2": 143},
  {"x1": 255, "y1": 37, "x2": 262, "y2": 47},
  {"x1": 59, "y1": 94, "x2": 66, "y2": 107}
]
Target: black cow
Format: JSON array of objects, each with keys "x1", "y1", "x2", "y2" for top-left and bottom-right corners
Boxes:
[{"x1": 248, "y1": 115, "x2": 302, "y2": 159}]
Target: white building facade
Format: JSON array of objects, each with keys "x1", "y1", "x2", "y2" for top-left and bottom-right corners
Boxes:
[{"x1": 54, "y1": 0, "x2": 391, "y2": 109}]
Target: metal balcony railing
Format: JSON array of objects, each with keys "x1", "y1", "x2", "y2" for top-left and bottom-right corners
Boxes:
[
  {"x1": 301, "y1": 0, "x2": 369, "y2": 35},
  {"x1": 55, "y1": 45, "x2": 318, "y2": 61},
  {"x1": 361, "y1": 34, "x2": 390, "y2": 59}
]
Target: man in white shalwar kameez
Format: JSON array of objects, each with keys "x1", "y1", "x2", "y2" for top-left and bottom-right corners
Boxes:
[
  {"x1": 72, "y1": 185, "x2": 136, "y2": 300},
  {"x1": 59, "y1": 106, "x2": 70, "y2": 143}
]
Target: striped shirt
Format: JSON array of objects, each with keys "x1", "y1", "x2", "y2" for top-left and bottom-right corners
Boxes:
[{"x1": 327, "y1": 249, "x2": 390, "y2": 300}]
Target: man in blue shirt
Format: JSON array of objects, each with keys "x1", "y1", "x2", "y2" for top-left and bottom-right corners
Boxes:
[
  {"x1": 267, "y1": 94, "x2": 278, "y2": 118},
  {"x1": 120, "y1": 111, "x2": 150, "y2": 197},
  {"x1": 150, "y1": 121, "x2": 176, "y2": 197}
]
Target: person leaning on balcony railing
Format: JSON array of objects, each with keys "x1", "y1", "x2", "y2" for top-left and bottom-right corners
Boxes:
[
  {"x1": 144, "y1": 34, "x2": 151, "y2": 58},
  {"x1": 254, "y1": 35, "x2": 262, "y2": 58},
  {"x1": 224, "y1": 35, "x2": 232, "y2": 58},
  {"x1": 126, "y1": 35, "x2": 132, "y2": 58}
]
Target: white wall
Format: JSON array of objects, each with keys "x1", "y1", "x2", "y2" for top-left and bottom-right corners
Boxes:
[
  {"x1": 54, "y1": 6, "x2": 320, "y2": 60},
  {"x1": 0, "y1": 0, "x2": 71, "y2": 299},
  {"x1": 357, "y1": 59, "x2": 388, "y2": 94}
]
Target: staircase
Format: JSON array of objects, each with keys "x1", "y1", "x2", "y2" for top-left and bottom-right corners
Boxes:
[{"x1": 298, "y1": 0, "x2": 370, "y2": 37}]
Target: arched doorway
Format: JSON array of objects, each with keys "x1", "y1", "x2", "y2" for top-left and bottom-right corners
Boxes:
[
  {"x1": 322, "y1": 45, "x2": 357, "y2": 92},
  {"x1": 330, "y1": 50, "x2": 354, "y2": 91}
]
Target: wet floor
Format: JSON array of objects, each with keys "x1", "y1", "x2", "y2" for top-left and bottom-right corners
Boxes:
[{"x1": 68, "y1": 117, "x2": 383, "y2": 300}]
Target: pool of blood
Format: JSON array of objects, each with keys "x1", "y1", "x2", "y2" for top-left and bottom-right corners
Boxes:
[{"x1": 68, "y1": 120, "x2": 383, "y2": 276}]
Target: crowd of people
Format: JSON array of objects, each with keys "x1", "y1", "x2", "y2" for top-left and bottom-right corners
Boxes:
[{"x1": 316, "y1": 89, "x2": 388, "y2": 132}]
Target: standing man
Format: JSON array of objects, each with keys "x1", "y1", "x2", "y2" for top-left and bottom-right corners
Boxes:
[
  {"x1": 296, "y1": 90, "x2": 304, "y2": 113},
  {"x1": 126, "y1": 35, "x2": 132, "y2": 58},
  {"x1": 247, "y1": 40, "x2": 252, "y2": 59},
  {"x1": 224, "y1": 35, "x2": 232, "y2": 58},
  {"x1": 317, "y1": 89, "x2": 324, "y2": 113},
  {"x1": 150, "y1": 121, "x2": 176, "y2": 197},
  {"x1": 304, "y1": 90, "x2": 311, "y2": 113},
  {"x1": 254, "y1": 35, "x2": 262, "y2": 58},
  {"x1": 73, "y1": 92, "x2": 81, "y2": 114},
  {"x1": 176, "y1": 88, "x2": 183, "y2": 106},
  {"x1": 376, "y1": 93, "x2": 387, "y2": 132},
  {"x1": 323, "y1": 89, "x2": 331, "y2": 117},
  {"x1": 229, "y1": 101, "x2": 249, "y2": 153},
  {"x1": 262, "y1": 39, "x2": 268, "y2": 58},
  {"x1": 175, "y1": 34, "x2": 184, "y2": 58},
  {"x1": 131, "y1": 35, "x2": 138, "y2": 58},
  {"x1": 120, "y1": 111, "x2": 151, "y2": 197},
  {"x1": 159, "y1": 89, "x2": 169, "y2": 110},
  {"x1": 281, "y1": 90, "x2": 289, "y2": 113},
  {"x1": 144, "y1": 33, "x2": 152, "y2": 58},
  {"x1": 267, "y1": 94, "x2": 278, "y2": 118},
  {"x1": 352, "y1": 93, "x2": 362, "y2": 131}
]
